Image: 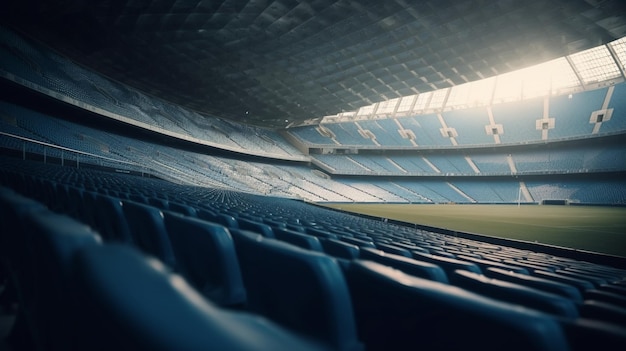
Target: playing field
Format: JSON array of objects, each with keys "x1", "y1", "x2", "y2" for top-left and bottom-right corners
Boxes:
[{"x1": 321, "y1": 203, "x2": 626, "y2": 258}]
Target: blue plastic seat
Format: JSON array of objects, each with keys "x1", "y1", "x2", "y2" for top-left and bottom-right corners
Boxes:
[
  {"x1": 555, "y1": 269, "x2": 608, "y2": 288},
  {"x1": 533, "y1": 270, "x2": 596, "y2": 293},
  {"x1": 579, "y1": 300, "x2": 626, "y2": 326},
  {"x1": 25, "y1": 210, "x2": 102, "y2": 351},
  {"x1": 230, "y1": 229, "x2": 363, "y2": 351},
  {"x1": 374, "y1": 242, "x2": 413, "y2": 257},
  {"x1": 412, "y1": 250, "x2": 483, "y2": 275},
  {"x1": 196, "y1": 208, "x2": 217, "y2": 222},
  {"x1": 273, "y1": 227, "x2": 324, "y2": 251},
  {"x1": 237, "y1": 218, "x2": 275, "y2": 238},
  {"x1": 456, "y1": 254, "x2": 529, "y2": 274},
  {"x1": 162, "y1": 212, "x2": 246, "y2": 306},
  {"x1": 319, "y1": 238, "x2": 360, "y2": 261},
  {"x1": 584, "y1": 289, "x2": 626, "y2": 308},
  {"x1": 342, "y1": 260, "x2": 569, "y2": 351},
  {"x1": 168, "y1": 202, "x2": 197, "y2": 217},
  {"x1": 122, "y1": 201, "x2": 176, "y2": 268},
  {"x1": 557, "y1": 317, "x2": 626, "y2": 351},
  {"x1": 93, "y1": 195, "x2": 133, "y2": 244},
  {"x1": 485, "y1": 267, "x2": 583, "y2": 302},
  {"x1": 214, "y1": 213, "x2": 239, "y2": 228},
  {"x1": 71, "y1": 244, "x2": 328, "y2": 351},
  {"x1": 305, "y1": 228, "x2": 338, "y2": 239},
  {"x1": 338, "y1": 236, "x2": 376, "y2": 248},
  {"x1": 148, "y1": 197, "x2": 169, "y2": 211},
  {"x1": 451, "y1": 270, "x2": 579, "y2": 318},
  {"x1": 360, "y1": 247, "x2": 448, "y2": 283}
]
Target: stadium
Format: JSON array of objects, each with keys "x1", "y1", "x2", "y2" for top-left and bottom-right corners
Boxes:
[{"x1": 1, "y1": 1, "x2": 626, "y2": 350}]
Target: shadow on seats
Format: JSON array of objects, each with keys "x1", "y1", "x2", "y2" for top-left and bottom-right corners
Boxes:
[
  {"x1": 162, "y1": 212, "x2": 246, "y2": 307},
  {"x1": 230, "y1": 229, "x2": 363, "y2": 351},
  {"x1": 71, "y1": 244, "x2": 328, "y2": 351},
  {"x1": 342, "y1": 260, "x2": 569, "y2": 351}
]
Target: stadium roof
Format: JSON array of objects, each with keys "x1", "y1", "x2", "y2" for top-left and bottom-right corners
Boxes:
[{"x1": 3, "y1": 0, "x2": 626, "y2": 128}]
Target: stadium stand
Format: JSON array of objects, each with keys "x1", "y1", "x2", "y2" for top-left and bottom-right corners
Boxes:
[
  {"x1": 2, "y1": 157, "x2": 626, "y2": 350},
  {"x1": 1, "y1": 20, "x2": 626, "y2": 351}
]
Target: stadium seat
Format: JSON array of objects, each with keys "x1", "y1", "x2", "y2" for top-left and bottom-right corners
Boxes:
[
  {"x1": 412, "y1": 251, "x2": 483, "y2": 275},
  {"x1": 502, "y1": 259, "x2": 559, "y2": 272},
  {"x1": 195, "y1": 208, "x2": 217, "y2": 222},
  {"x1": 597, "y1": 283, "x2": 626, "y2": 297},
  {"x1": 92, "y1": 195, "x2": 133, "y2": 244},
  {"x1": 341, "y1": 260, "x2": 569, "y2": 351},
  {"x1": 0, "y1": 189, "x2": 49, "y2": 350},
  {"x1": 374, "y1": 242, "x2": 413, "y2": 257},
  {"x1": 556, "y1": 269, "x2": 608, "y2": 288},
  {"x1": 533, "y1": 270, "x2": 596, "y2": 293},
  {"x1": 584, "y1": 289, "x2": 626, "y2": 308},
  {"x1": 359, "y1": 247, "x2": 448, "y2": 283},
  {"x1": 338, "y1": 236, "x2": 376, "y2": 248},
  {"x1": 168, "y1": 201, "x2": 197, "y2": 217},
  {"x1": 71, "y1": 244, "x2": 329, "y2": 351},
  {"x1": 450, "y1": 270, "x2": 579, "y2": 318},
  {"x1": 557, "y1": 317, "x2": 626, "y2": 351},
  {"x1": 162, "y1": 212, "x2": 246, "y2": 306},
  {"x1": 319, "y1": 238, "x2": 360, "y2": 261},
  {"x1": 579, "y1": 300, "x2": 626, "y2": 326},
  {"x1": 272, "y1": 227, "x2": 324, "y2": 252},
  {"x1": 24, "y1": 210, "x2": 102, "y2": 351},
  {"x1": 229, "y1": 229, "x2": 363, "y2": 351},
  {"x1": 148, "y1": 197, "x2": 169, "y2": 211},
  {"x1": 305, "y1": 227, "x2": 339, "y2": 239},
  {"x1": 214, "y1": 213, "x2": 239, "y2": 228},
  {"x1": 122, "y1": 201, "x2": 176, "y2": 268},
  {"x1": 237, "y1": 218, "x2": 275, "y2": 238},
  {"x1": 485, "y1": 267, "x2": 583, "y2": 303},
  {"x1": 66, "y1": 186, "x2": 87, "y2": 222},
  {"x1": 456, "y1": 254, "x2": 529, "y2": 274},
  {"x1": 565, "y1": 267, "x2": 623, "y2": 283},
  {"x1": 80, "y1": 190, "x2": 99, "y2": 230}
]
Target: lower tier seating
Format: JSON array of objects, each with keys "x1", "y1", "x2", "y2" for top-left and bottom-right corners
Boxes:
[{"x1": 1, "y1": 158, "x2": 626, "y2": 350}]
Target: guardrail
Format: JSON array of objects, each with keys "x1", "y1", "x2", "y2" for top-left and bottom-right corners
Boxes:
[{"x1": 0, "y1": 131, "x2": 147, "y2": 174}]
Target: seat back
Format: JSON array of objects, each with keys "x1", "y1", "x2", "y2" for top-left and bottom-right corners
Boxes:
[
  {"x1": 412, "y1": 251, "x2": 483, "y2": 275},
  {"x1": 93, "y1": 195, "x2": 133, "y2": 244},
  {"x1": 319, "y1": 238, "x2": 360, "y2": 260},
  {"x1": 485, "y1": 267, "x2": 583, "y2": 303},
  {"x1": 168, "y1": 202, "x2": 197, "y2": 217},
  {"x1": 360, "y1": 247, "x2": 448, "y2": 283},
  {"x1": 163, "y1": 212, "x2": 246, "y2": 306},
  {"x1": 71, "y1": 244, "x2": 328, "y2": 351},
  {"x1": 230, "y1": 229, "x2": 363, "y2": 351},
  {"x1": 26, "y1": 211, "x2": 102, "y2": 351},
  {"x1": 343, "y1": 260, "x2": 569, "y2": 351},
  {"x1": 273, "y1": 228, "x2": 324, "y2": 252},
  {"x1": 237, "y1": 218, "x2": 275, "y2": 238},
  {"x1": 122, "y1": 201, "x2": 176, "y2": 268},
  {"x1": 451, "y1": 270, "x2": 579, "y2": 318}
]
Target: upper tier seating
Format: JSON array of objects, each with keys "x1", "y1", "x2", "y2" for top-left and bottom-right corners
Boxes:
[
  {"x1": 0, "y1": 27, "x2": 304, "y2": 160},
  {"x1": 290, "y1": 85, "x2": 626, "y2": 149}
]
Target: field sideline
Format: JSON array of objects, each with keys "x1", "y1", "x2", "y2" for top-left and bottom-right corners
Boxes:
[{"x1": 321, "y1": 203, "x2": 626, "y2": 258}]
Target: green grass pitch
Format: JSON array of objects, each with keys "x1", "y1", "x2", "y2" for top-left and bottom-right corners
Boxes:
[{"x1": 322, "y1": 204, "x2": 626, "y2": 258}]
